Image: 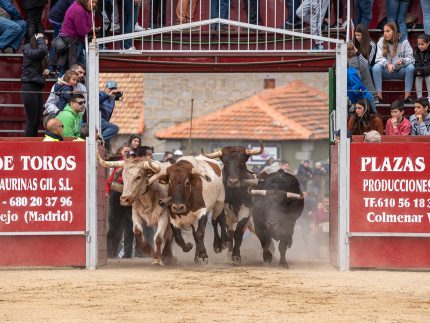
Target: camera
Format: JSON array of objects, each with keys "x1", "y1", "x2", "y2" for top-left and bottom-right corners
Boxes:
[{"x1": 114, "y1": 91, "x2": 124, "y2": 101}]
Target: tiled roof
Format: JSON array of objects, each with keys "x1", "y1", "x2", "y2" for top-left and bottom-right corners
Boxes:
[
  {"x1": 99, "y1": 73, "x2": 144, "y2": 134},
  {"x1": 155, "y1": 80, "x2": 329, "y2": 140}
]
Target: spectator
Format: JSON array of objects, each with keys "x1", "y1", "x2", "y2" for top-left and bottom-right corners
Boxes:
[
  {"x1": 244, "y1": 0, "x2": 262, "y2": 26},
  {"x1": 310, "y1": 196, "x2": 329, "y2": 259},
  {"x1": 173, "y1": 148, "x2": 184, "y2": 159},
  {"x1": 284, "y1": 0, "x2": 300, "y2": 29},
  {"x1": 22, "y1": 0, "x2": 47, "y2": 42},
  {"x1": 347, "y1": 42, "x2": 376, "y2": 107},
  {"x1": 56, "y1": 93, "x2": 85, "y2": 137},
  {"x1": 347, "y1": 63, "x2": 376, "y2": 113},
  {"x1": 364, "y1": 130, "x2": 382, "y2": 142},
  {"x1": 44, "y1": 63, "x2": 87, "y2": 116},
  {"x1": 387, "y1": 0, "x2": 410, "y2": 42},
  {"x1": 128, "y1": 134, "x2": 141, "y2": 153},
  {"x1": 421, "y1": 0, "x2": 430, "y2": 36},
  {"x1": 385, "y1": 99, "x2": 411, "y2": 135},
  {"x1": 311, "y1": 161, "x2": 326, "y2": 197},
  {"x1": 21, "y1": 33, "x2": 49, "y2": 137},
  {"x1": 414, "y1": 34, "x2": 430, "y2": 98},
  {"x1": 0, "y1": 0, "x2": 27, "y2": 53},
  {"x1": 210, "y1": 0, "x2": 229, "y2": 31},
  {"x1": 99, "y1": 80, "x2": 120, "y2": 147},
  {"x1": 296, "y1": 0, "x2": 329, "y2": 50},
  {"x1": 281, "y1": 160, "x2": 291, "y2": 173},
  {"x1": 151, "y1": 0, "x2": 166, "y2": 28},
  {"x1": 353, "y1": 0, "x2": 373, "y2": 27},
  {"x1": 372, "y1": 22, "x2": 415, "y2": 103},
  {"x1": 53, "y1": 0, "x2": 96, "y2": 73},
  {"x1": 105, "y1": 143, "x2": 134, "y2": 258},
  {"x1": 43, "y1": 117, "x2": 64, "y2": 141},
  {"x1": 176, "y1": 0, "x2": 196, "y2": 26},
  {"x1": 348, "y1": 98, "x2": 384, "y2": 135},
  {"x1": 353, "y1": 24, "x2": 377, "y2": 69},
  {"x1": 297, "y1": 160, "x2": 313, "y2": 192},
  {"x1": 48, "y1": 0, "x2": 74, "y2": 74},
  {"x1": 54, "y1": 69, "x2": 79, "y2": 111},
  {"x1": 163, "y1": 150, "x2": 174, "y2": 162},
  {"x1": 410, "y1": 96, "x2": 430, "y2": 135},
  {"x1": 261, "y1": 160, "x2": 281, "y2": 174}
]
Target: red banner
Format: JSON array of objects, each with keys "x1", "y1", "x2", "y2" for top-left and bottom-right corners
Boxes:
[
  {"x1": 350, "y1": 143, "x2": 430, "y2": 233},
  {"x1": 0, "y1": 141, "x2": 86, "y2": 232}
]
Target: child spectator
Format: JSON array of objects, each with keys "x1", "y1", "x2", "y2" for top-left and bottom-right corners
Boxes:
[
  {"x1": 414, "y1": 34, "x2": 430, "y2": 98},
  {"x1": 410, "y1": 96, "x2": 430, "y2": 135},
  {"x1": 54, "y1": 69, "x2": 78, "y2": 111},
  {"x1": 385, "y1": 99, "x2": 411, "y2": 135},
  {"x1": 372, "y1": 22, "x2": 415, "y2": 103},
  {"x1": 353, "y1": 24, "x2": 376, "y2": 68},
  {"x1": 348, "y1": 98, "x2": 384, "y2": 135}
]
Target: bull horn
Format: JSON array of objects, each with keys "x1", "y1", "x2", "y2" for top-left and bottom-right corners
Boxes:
[
  {"x1": 158, "y1": 197, "x2": 172, "y2": 208},
  {"x1": 143, "y1": 160, "x2": 161, "y2": 173},
  {"x1": 283, "y1": 192, "x2": 304, "y2": 200},
  {"x1": 249, "y1": 189, "x2": 267, "y2": 196},
  {"x1": 241, "y1": 179, "x2": 259, "y2": 186},
  {"x1": 246, "y1": 142, "x2": 264, "y2": 155},
  {"x1": 203, "y1": 150, "x2": 223, "y2": 159},
  {"x1": 192, "y1": 167, "x2": 211, "y2": 182},
  {"x1": 97, "y1": 152, "x2": 124, "y2": 168}
]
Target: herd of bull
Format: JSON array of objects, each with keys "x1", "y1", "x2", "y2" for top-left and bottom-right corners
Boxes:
[{"x1": 98, "y1": 144, "x2": 304, "y2": 268}]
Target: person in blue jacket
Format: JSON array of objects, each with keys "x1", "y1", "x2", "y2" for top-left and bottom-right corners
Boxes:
[{"x1": 99, "y1": 80, "x2": 120, "y2": 149}]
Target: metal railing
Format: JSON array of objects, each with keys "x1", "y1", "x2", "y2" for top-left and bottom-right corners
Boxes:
[{"x1": 95, "y1": 0, "x2": 351, "y2": 52}]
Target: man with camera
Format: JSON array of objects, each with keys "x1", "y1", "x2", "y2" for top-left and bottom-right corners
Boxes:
[{"x1": 99, "y1": 80, "x2": 121, "y2": 150}]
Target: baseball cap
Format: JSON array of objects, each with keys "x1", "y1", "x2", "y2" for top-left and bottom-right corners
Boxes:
[{"x1": 105, "y1": 80, "x2": 117, "y2": 89}]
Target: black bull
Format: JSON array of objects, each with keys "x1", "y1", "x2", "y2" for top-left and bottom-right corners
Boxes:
[{"x1": 251, "y1": 170, "x2": 304, "y2": 268}]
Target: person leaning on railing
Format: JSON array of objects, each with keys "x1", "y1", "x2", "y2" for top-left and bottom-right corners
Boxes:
[{"x1": 347, "y1": 98, "x2": 384, "y2": 136}]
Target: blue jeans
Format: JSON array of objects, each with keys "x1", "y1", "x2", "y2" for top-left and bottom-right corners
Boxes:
[
  {"x1": 211, "y1": 0, "x2": 229, "y2": 29},
  {"x1": 353, "y1": 0, "x2": 373, "y2": 27},
  {"x1": 286, "y1": 0, "x2": 300, "y2": 25},
  {"x1": 372, "y1": 63, "x2": 414, "y2": 93},
  {"x1": 421, "y1": 0, "x2": 430, "y2": 35},
  {"x1": 122, "y1": 0, "x2": 134, "y2": 49},
  {"x1": 101, "y1": 118, "x2": 119, "y2": 141},
  {"x1": 0, "y1": 18, "x2": 26, "y2": 50},
  {"x1": 386, "y1": 0, "x2": 410, "y2": 42}
]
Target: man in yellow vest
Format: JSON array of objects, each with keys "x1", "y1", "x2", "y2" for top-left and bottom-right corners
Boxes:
[{"x1": 43, "y1": 118, "x2": 64, "y2": 141}]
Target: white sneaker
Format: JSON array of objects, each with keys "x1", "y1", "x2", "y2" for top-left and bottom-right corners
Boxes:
[
  {"x1": 110, "y1": 23, "x2": 120, "y2": 32},
  {"x1": 134, "y1": 23, "x2": 143, "y2": 32},
  {"x1": 127, "y1": 46, "x2": 136, "y2": 50}
]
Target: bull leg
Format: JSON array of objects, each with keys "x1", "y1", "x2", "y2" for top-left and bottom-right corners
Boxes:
[
  {"x1": 133, "y1": 224, "x2": 154, "y2": 258},
  {"x1": 161, "y1": 224, "x2": 177, "y2": 265},
  {"x1": 192, "y1": 214, "x2": 208, "y2": 264},
  {"x1": 152, "y1": 213, "x2": 169, "y2": 265},
  {"x1": 227, "y1": 230, "x2": 234, "y2": 253},
  {"x1": 278, "y1": 239, "x2": 289, "y2": 268},
  {"x1": 217, "y1": 210, "x2": 230, "y2": 250},
  {"x1": 171, "y1": 224, "x2": 193, "y2": 253},
  {"x1": 231, "y1": 217, "x2": 249, "y2": 265},
  {"x1": 211, "y1": 215, "x2": 222, "y2": 254}
]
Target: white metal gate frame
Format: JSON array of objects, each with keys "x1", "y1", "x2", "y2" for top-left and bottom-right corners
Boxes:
[{"x1": 86, "y1": 20, "x2": 349, "y2": 270}]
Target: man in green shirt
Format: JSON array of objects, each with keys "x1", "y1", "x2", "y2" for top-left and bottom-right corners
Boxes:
[{"x1": 57, "y1": 93, "x2": 85, "y2": 138}]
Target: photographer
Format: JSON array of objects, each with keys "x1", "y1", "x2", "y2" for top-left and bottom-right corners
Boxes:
[{"x1": 99, "y1": 80, "x2": 120, "y2": 151}]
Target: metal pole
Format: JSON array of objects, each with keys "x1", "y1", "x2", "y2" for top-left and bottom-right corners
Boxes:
[
  {"x1": 336, "y1": 41, "x2": 349, "y2": 271},
  {"x1": 188, "y1": 98, "x2": 194, "y2": 154},
  {"x1": 86, "y1": 41, "x2": 100, "y2": 269}
]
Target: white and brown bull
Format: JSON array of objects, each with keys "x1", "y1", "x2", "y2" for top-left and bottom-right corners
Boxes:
[
  {"x1": 98, "y1": 154, "x2": 184, "y2": 265},
  {"x1": 203, "y1": 144, "x2": 263, "y2": 265},
  {"x1": 148, "y1": 155, "x2": 226, "y2": 264}
]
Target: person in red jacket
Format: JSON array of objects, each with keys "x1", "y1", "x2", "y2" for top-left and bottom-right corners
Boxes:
[{"x1": 385, "y1": 99, "x2": 412, "y2": 135}]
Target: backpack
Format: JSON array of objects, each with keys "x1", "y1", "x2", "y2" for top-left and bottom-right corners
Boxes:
[{"x1": 347, "y1": 67, "x2": 373, "y2": 105}]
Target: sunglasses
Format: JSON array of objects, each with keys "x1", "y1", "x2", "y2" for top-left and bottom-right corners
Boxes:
[{"x1": 74, "y1": 101, "x2": 86, "y2": 105}]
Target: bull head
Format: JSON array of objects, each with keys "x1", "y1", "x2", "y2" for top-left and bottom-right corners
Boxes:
[{"x1": 245, "y1": 142, "x2": 264, "y2": 156}]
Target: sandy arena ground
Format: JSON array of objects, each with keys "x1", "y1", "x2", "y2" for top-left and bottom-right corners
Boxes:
[{"x1": 0, "y1": 228, "x2": 429, "y2": 322}]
